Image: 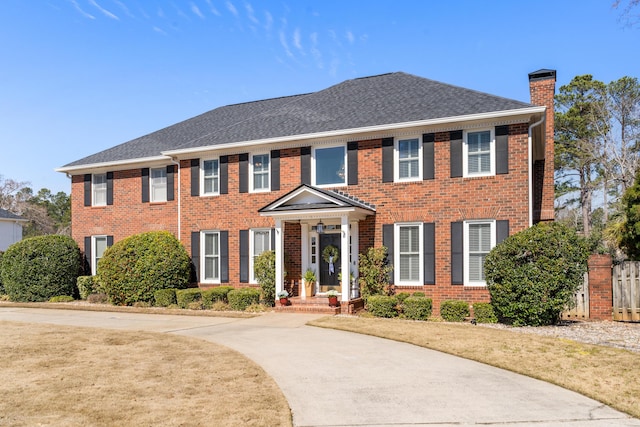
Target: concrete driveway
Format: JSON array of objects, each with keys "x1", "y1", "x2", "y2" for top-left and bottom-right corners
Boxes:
[{"x1": 0, "y1": 306, "x2": 638, "y2": 427}]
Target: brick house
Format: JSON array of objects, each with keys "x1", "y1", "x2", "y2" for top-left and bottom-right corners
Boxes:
[{"x1": 58, "y1": 70, "x2": 556, "y2": 313}]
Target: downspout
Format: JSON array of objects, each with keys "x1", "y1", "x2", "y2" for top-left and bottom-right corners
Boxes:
[
  {"x1": 170, "y1": 157, "x2": 181, "y2": 240},
  {"x1": 528, "y1": 114, "x2": 546, "y2": 227}
]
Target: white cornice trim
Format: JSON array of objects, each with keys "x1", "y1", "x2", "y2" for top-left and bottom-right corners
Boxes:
[{"x1": 55, "y1": 156, "x2": 171, "y2": 174}]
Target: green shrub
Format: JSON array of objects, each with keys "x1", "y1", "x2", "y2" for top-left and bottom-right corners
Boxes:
[
  {"x1": 76, "y1": 276, "x2": 95, "y2": 300},
  {"x1": 154, "y1": 288, "x2": 177, "y2": 307},
  {"x1": 403, "y1": 297, "x2": 432, "y2": 320},
  {"x1": 228, "y1": 288, "x2": 260, "y2": 311},
  {"x1": 0, "y1": 251, "x2": 4, "y2": 294},
  {"x1": 485, "y1": 222, "x2": 589, "y2": 326},
  {"x1": 358, "y1": 246, "x2": 393, "y2": 299},
  {"x1": 440, "y1": 300, "x2": 470, "y2": 322},
  {"x1": 176, "y1": 288, "x2": 202, "y2": 309},
  {"x1": 411, "y1": 292, "x2": 425, "y2": 298},
  {"x1": 254, "y1": 251, "x2": 276, "y2": 306},
  {"x1": 473, "y1": 302, "x2": 498, "y2": 324},
  {"x1": 87, "y1": 293, "x2": 108, "y2": 304},
  {"x1": 396, "y1": 292, "x2": 411, "y2": 303},
  {"x1": 0, "y1": 235, "x2": 81, "y2": 302},
  {"x1": 366, "y1": 295, "x2": 398, "y2": 318},
  {"x1": 96, "y1": 231, "x2": 191, "y2": 306},
  {"x1": 49, "y1": 295, "x2": 75, "y2": 303},
  {"x1": 202, "y1": 286, "x2": 234, "y2": 308}
]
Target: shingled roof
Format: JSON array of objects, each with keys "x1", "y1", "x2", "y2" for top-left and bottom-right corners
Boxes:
[
  {"x1": 62, "y1": 72, "x2": 535, "y2": 169},
  {"x1": 0, "y1": 208, "x2": 26, "y2": 221}
]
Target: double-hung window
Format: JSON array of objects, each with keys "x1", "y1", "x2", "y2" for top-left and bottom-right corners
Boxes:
[
  {"x1": 201, "y1": 231, "x2": 220, "y2": 283},
  {"x1": 395, "y1": 223, "x2": 423, "y2": 285},
  {"x1": 202, "y1": 159, "x2": 219, "y2": 196},
  {"x1": 251, "y1": 154, "x2": 270, "y2": 192},
  {"x1": 92, "y1": 174, "x2": 107, "y2": 206},
  {"x1": 464, "y1": 130, "x2": 494, "y2": 176},
  {"x1": 150, "y1": 168, "x2": 167, "y2": 202},
  {"x1": 396, "y1": 138, "x2": 421, "y2": 181},
  {"x1": 250, "y1": 229, "x2": 271, "y2": 282},
  {"x1": 92, "y1": 236, "x2": 108, "y2": 275},
  {"x1": 464, "y1": 220, "x2": 495, "y2": 286},
  {"x1": 313, "y1": 145, "x2": 346, "y2": 186}
]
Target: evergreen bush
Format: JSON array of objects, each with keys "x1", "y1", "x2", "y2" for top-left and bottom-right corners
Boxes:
[
  {"x1": 411, "y1": 292, "x2": 425, "y2": 298},
  {"x1": 49, "y1": 295, "x2": 75, "y2": 303},
  {"x1": 254, "y1": 250, "x2": 276, "y2": 306},
  {"x1": 0, "y1": 235, "x2": 81, "y2": 302},
  {"x1": 358, "y1": 246, "x2": 393, "y2": 299},
  {"x1": 440, "y1": 300, "x2": 469, "y2": 322},
  {"x1": 76, "y1": 276, "x2": 95, "y2": 300},
  {"x1": 395, "y1": 292, "x2": 411, "y2": 303},
  {"x1": 176, "y1": 288, "x2": 202, "y2": 309},
  {"x1": 0, "y1": 251, "x2": 4, "y2": 294},
  {"x1": 228, "y1": 288, "x2": 260, "y2": 311},
  {"x1": 403, "y1": 297, "x2": 432, "y2": 320},
  {"x1": 473, "y1": 302, "x2": 498, "y2": 324},
  {"x1": 202, "y1": 286, "x2": 234, "y2": 308},
  {"x1": 366, "y1": 295, "x2": 398, "y2": 318},
  {"x1": 154, "y1": 288, "x2": 177, "y2": 307}
]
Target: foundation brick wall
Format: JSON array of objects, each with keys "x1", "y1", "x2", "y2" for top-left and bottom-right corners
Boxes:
[{"x1": 587, "y1": 254, "x2": 613, "y2": 321}]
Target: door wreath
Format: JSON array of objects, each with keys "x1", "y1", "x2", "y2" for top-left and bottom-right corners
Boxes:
[{"x1": 322, "y1": 245, "x2": 340, "y2": 264}]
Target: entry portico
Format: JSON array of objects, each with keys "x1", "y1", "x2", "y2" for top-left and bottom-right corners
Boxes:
[{"x1": 259, "y1": 185, "x2": 375, "y2": 302}]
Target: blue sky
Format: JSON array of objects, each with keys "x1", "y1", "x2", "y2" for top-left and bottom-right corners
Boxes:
[{"x1": 1, "y1": 0, "x2": 638, "y2": 194}]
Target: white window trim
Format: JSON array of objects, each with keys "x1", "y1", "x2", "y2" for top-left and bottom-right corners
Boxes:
[
  {"x1": 394, "y1": 137, "x2": 422, "y2": 182},
  {"x1": 312, "y1": 144, "x2": 347, "y2": 188},
  {"x1": 150, "y1": 167, "x2": 167, "y2": 203},
  {"x1": 91, "y1": 235, "x2": 107, "y2": 275},
  {"x1": 200, "y1": 158, "x2": 220, "y2": 197},
  {"x1": 200, "y1": 230, "x2": 221, "y2": 284},
  {"x1": 394, "y1": 222, "x2": 423, "y2": 286},
  {"x1": 463, "y1": 129, "x2": 495, "y2": 177},
  {"x1": 92, "y1": 173, "x2": 107, "y2": 206},
  {"x1": 249, "y1": 153, "x2": 271, "y2": 193},
  {"x1": 249, "y1": 228, "x2": 272, "y2": 283},
  {"x1": 463, "y1": 220, "x2": 496, "y2": 287}
]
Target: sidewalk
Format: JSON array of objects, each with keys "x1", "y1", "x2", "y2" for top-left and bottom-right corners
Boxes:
[{"x1": 1, "y1": 306, "x2": 638, "y2": 427}]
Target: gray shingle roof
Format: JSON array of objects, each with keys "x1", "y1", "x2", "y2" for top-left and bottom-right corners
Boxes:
[
  {"x1": 63, "y1": 72, "x2": 533, "y2": 168},
  {"x1": 0, "y1": 208, "x2": 25, "y2": 221}
]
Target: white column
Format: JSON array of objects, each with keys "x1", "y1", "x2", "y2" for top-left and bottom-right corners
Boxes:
[
  {"x1": 340, "y1": 215, "x2": 350, "y2": 302},
  {"x1": 300, "y1": 223, "x2": 309, "y2": 298},
  {"x1": 350, "y1": 220, "x2": 359, "y2": 298},
  {"x1": 275, "y1": 219, "x2": 284, "y2": 303}
]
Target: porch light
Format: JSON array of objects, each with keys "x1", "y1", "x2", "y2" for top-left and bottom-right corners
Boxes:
[{"x1": 316, "y1": 221, "x2": 324, "y2": 234}]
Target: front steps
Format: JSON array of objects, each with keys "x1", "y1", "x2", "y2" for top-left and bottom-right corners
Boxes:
[{"x1": 273, "y1": 297, "x2": 364, "y2": 314}]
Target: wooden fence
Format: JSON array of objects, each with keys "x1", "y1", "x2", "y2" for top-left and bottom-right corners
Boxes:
[
  {"x1": 612, "y1": 261, "x2": 640, "y2": 321},
  {"x1": 561, "y1": 273, "x2": 589, "y2": 320}
]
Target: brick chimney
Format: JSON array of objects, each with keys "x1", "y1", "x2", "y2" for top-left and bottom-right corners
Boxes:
[{"x1": 529, "y1": 69, "x2": 556, "y2": 223}]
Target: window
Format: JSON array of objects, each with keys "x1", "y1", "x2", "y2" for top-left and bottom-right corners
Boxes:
[
  {"x1": 250, "y1": 229, "x2": 271, "y2": 282},
  {"x1": 202, "y1": 159, "x2": 219, "y2": 196},
  {"x1": 202, "y1": 231, "x2": 220, "y2": 282},
  {"x1": 314, "y1": 145, "x2": 346, "y2": 186},
  {"x1": 92, "y1": 174, "x2": 107, "y2": 206},
  {"x1": 396, "y1": 138, "x2": 421, "y2": 181},
  {"x1": 464, "y1": 130, "x2": 494, "y2": 176},
  {"x1": 150, "y1": 168, "x2": 167, "y2": 202},
  {"x1": 394, "y1": 223, "x2": 423, "y2": 285},
  {"x1": 92, "y1": 236, "x2": 107, "y2": 275},
  {"x1": 251, "y1": 154, "x2": 270, "y2": 192},
  {"x1": 464, "y1": 221, "x2": 495, "y2": 286}
]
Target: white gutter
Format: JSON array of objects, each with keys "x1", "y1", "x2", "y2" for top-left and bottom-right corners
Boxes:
[
  {"x1": 528, "y1": 113, "x2": 546, "y2": 227},
  {"x1": 169, "y1": 157, "x2": 181, "y2": 240},
  {"x1": 55, "y1": 155, "x2": 171, "y2": 174}
]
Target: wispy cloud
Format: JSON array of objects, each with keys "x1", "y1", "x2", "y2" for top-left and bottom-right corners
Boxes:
[
  {"x1": 190, "y1": 2, "x2": 205, "y2": 19},
  {"x1": 69, "y1": 0, "x2": 95, "y2": 19},
  {"x1": 226, "y1": 1, "x2": 238, "y2": 17},
  {"x1": 245, "y1": 3, "x2": 259, "y2": 24},
  {"x1": 310, "y1": 32, "x2": 323, "y2": 69},
  {"x1": 113, "y1": 0, "x2": 133, "y2": 18},
  {"x1": 279, "y1": 30, "x2": 293, "y2": 58},
  {"x1": 88, "y1": 0, "x2": 119, "y2": 20},
  {"x1": 293, "y1": 28, "x2": 304, "y2": 54},
  {"x1": 153, "y1": 26, "x2": 167, "y2": 35},
  {"x1": 264, "y1": 11, "x2": 273, "y2": 32},
  {"x1": 346, "y1": 31, "x2": 354, "y2": 44},
  {"x1": 205, "y1": 0, "x2": 221, "y2": 16}
]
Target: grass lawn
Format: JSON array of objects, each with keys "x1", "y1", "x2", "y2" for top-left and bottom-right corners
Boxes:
[
  {"x1": 309, "y1": 316, "x2": 640, "y2": 419},
  {"x1": 0, "y1": 321, "x2": 291, "y2": 427}
]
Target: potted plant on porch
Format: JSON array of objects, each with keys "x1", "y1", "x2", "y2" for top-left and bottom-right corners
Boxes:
[
  {"x1": 326, "y1": 289, "x2": 339, "y2": 307},
  {"x1": 277, "y1": 290, "x2": 290, "y2": 306},
  {"x1": 303, "y1": 268, "x2": 317, "y2": 298}
]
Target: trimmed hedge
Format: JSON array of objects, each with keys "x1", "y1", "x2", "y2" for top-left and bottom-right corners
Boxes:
[
  {"x1": 49, "y1": 295, "x2": 75, "y2": 303},
  {"x1": 440, "y1": 300, "x2": 469, "y2": 322},
  {"x1": 411, "y1": 292, "x2": 425, "y2": 298},
  {"x1": 202, "y1": 286, "x2": 234, "y2": 308},
  {"x1": 366, "y1": 295, "x2": 398, "y2": 318},
  {"x1": 76, "y1": 276, "x2": 96, "y2": 300},
  {"x1": 228, "y1": 288, "x2": 260, "y2": 311},
  {"x1": 96, "y1": 231, "x2": 191, "y2": 306},
  {"x1": 473, "y1": 302, "x2": 498, "y2": 324},
  {"x1": 0, "y1": 251, "x2": 4, "y2": 294},
  {"x1": 176, "y1": 288, "x2": 202, "y2": 309},
  {"x1": 403, "y1": 297, "x2": 432, "y2": 321},
  {"x1": 154, "y1": 288, "x2": 178, "y2": 307},
  {"x1": 395, "y1": 292, "x2": 411, "y2": 303},
  {"x1": 0, "y1": 235, "x2": 81, "y2": 302}
]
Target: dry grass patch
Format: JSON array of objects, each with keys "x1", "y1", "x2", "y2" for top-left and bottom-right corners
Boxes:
[
  {"x1": 0, "y1": 321, "x2": 291, "y2": 427},
  {"x1": 309, "y1": 316, "x2": 640, "y2": 419}
]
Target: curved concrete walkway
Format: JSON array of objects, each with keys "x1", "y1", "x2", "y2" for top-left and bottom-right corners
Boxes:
[{"x1": 1, "y1": 307, "x2": 638, "y2": 427}]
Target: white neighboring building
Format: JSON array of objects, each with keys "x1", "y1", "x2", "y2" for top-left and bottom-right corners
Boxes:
[{"x1": 0, "y1": 209, "x2": 27, "y2": 251}]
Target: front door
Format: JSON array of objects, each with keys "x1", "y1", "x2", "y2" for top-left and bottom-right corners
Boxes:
[{"x1": 319, "y1": 233, "x2": 341, "y2": 293}]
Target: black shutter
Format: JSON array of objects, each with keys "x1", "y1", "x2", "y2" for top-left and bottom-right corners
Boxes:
[
  {"x1": 107, "y1": 235, "x2": 114, "y2": 247},
  {"x1": 190, "y1": 159, "x2": 200, "y2": 197},
  {"x1": 84, "y1": 174, "x2": 91, "y2": 206},
  {"x1": 450, "y1": 130, "x2": 463, "y2": 178},
  {"x1": 141, "y1": 168, "x2": 149, "y2": 203},
  {"x1": 220, "y1": 230, "x2": 229, "y2": 283},
  {"x1": 239, "y1": 153, "x2": 249, "y2": 193},
  {"x1": 270, "y1": 228, "x2": 275, "y2": 250},
  {"x1": 347, "y1": 141, "x2": 358, "y2": 185},
  {"x1": 166, "y1": 165, "x2": 175, "y2": 201},
  {"x1": 191, "y1": 231, "x2": 200, "y2": 283},
  {"x1": 424, "y1": 223, "x2": 435, "y2": 285},
  {"x1": 271, "y1": 150, "x2": 280, "y2": 191},
  {"x1": 240, "y1": 230, "x2": 249, "y2": 283},
  {"x1": 106, "y1": 172, "x2": 114, "y2": 205},
  {"x1": 300, "y1": 146, "x2": 311, "y2": 185},
  {"x1": 451, "y1": 222, "x2": 463, "y2": 285},
  {"x1": 496, "y1": 220, "x2": 509, "y2": 244},
  {"x1": 382, "y1": 224, "x2": 394, "y2": 284},
  {"x1": 496, "y1": 125, "x2": 509, "y2": 175},
  {"x1": 84, "y1": 236, "x2": 91, "y2": 274},
  {"x1": 382, "y1": 137, "x2": 394, "y2": 183},
  {"x1": 423, "y1": 133, "x2": 435, "y2": 180},
  {"x1": 220, "y1": 156, "x2": 228, "y2": 195}
]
